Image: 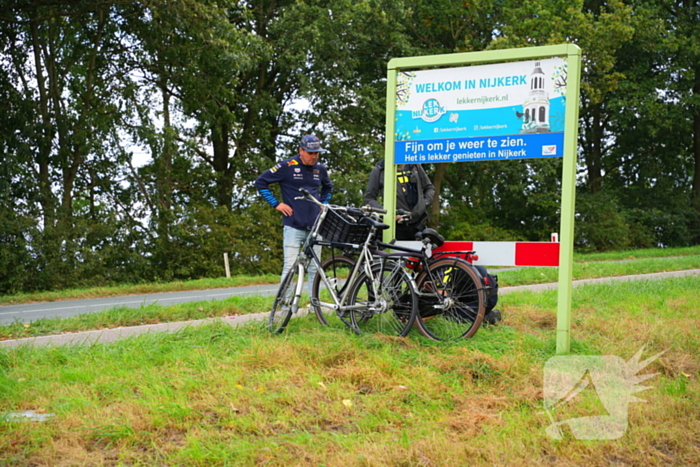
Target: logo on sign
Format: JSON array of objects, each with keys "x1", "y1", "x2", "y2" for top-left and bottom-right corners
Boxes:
[
  {"x1": 542, "y1": 145, "x2": 557, "y2": 156},
  {"x1": 412, "y1": 98, "x2": 445, "y2": 123}
]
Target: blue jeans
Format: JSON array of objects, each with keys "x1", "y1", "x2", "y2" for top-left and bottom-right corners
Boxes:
[{"x1": 282, "y1": 226, "x2": 321, "y2": 296}]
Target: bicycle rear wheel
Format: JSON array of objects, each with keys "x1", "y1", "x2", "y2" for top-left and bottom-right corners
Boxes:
[
  {"x1": 312, "y1": 255, "x2": 356, "y2": 329},
  {"x1": 349, "y1": 261, "x2": 417, "y2": 337},
  {"x1": 270, "y1": 263, "x2": 303, "y2": 334},
  {"x1": 414, "y1": 258, "x2": 486, "y2": 340}
]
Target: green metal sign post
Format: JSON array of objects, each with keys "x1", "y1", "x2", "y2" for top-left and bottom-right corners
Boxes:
[{"x1": 383, "y1": 44, "x2": 582, "y2": 354}]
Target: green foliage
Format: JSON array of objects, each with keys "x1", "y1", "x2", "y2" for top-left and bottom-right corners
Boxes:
[
  {"x1": 0, "y1": 0, "x2": 699, "y2": 294},
  {"x1": 158, "y1": 203, "x2": 283, "y2": 280},
  {"x1": 574, "y1": 191, "x2": 634, "y2": 251},
  {"x1": 628, "y1": 205, "x2": 695, "y2": 248},
  {"x1": 574, "y1": 190, "x2": 696, "y2": 251},
  {"x1": 0, "y1": 211, "x2": 34, "y2": 294},
  {"x1": 440, "y1": 207, "x2": 526, "y2": 242},
  {"x1": 437, "y1": 159, "x2": 562, "y2": 241}
]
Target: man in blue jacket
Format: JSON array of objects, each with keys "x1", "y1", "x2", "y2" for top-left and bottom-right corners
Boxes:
[{"x1": 256, "y1": 134, "x2": 333, "y2": 291}]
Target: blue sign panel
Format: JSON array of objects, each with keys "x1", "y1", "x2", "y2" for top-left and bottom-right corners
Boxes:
[
  {"x1": 394, "y1": 58, "x2": 569, "y2": 164},
  {"x1": 395, "y1": 132, "x2": 564, "y2": 164}
]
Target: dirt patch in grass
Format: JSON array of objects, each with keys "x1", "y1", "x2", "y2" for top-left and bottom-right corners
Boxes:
[
  {"x1": 443, "y1": 394, "x2": 507, "y2": 438},
  {"x1": 507, "y1": 306, "x2": 557, "y2": 332},
  {"x1": 657, "y1": 352, "x2": 700, "y2": 378}
]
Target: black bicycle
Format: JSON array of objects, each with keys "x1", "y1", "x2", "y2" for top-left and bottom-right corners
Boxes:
[{"x1": 318, "y1": 215, "x2": 488, "y2": 341}]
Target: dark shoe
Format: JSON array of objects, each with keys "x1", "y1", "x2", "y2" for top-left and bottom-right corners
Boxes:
[{"x1": 484, "y1": 309, "x2": 502, "y2": 325}]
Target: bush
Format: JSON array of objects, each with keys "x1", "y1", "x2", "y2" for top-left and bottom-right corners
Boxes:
[
  {"x1": 628, "y1": 206, "x2": 695, "y2": 248},
  {"x1": 574, "y1": 191, "x2": 633, "y2": 252},
  {"x1": 574, "y1": 189, "x2": 697, "y2": 252},
  {"x1": 0, "y1": 211, "x2": 34, "y2": 294},
  {"x1": 441, "y1": 220, "x2": 525, "y2": 242},
  {"x1": 147, "y1": 203, "x2": 283, "y2": 282}
]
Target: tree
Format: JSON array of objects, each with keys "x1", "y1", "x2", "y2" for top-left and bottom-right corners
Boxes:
[
  {"x1": 2, "y1": 0, "x2": 142, "y2": 288},
  {"x1": 391, "y1": 0, "x2": 507, "y2": 229},
  {"x1": 656, "y1": 0, "x2": 700, "y2": 241},
  {"x1": 493, "y1": 0, "x2": 695, "y2": 247}
]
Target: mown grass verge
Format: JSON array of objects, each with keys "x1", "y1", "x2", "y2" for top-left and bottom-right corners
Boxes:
[
  {"x1": 497, "y1": 254, "x2": 700, "y2": 285},
  {"x1": 0, "y1": 276, "x2": 698, "y2": 466},
  {"x1": 0, "y1": 295, "x2": 274, "y2": 340}
]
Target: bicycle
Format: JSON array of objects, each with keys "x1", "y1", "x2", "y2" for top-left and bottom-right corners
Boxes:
[
  {"x1": 318, "y1": 214, "x2": 488, "y2": 341},
  {"x1": 269, "y1": 189, "x2": 419, "y2": 337}
]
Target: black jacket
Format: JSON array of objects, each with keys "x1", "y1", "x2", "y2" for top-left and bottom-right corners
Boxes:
[{"x1": 364, "y1": 160, "x2": 435, "y2": 223}]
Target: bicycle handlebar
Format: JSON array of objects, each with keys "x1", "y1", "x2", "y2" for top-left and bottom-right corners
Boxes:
[
  {"x1": 297, "y1": 188, "x2": 387, "y2": 215},
  {"x1": 396, "y1": 209, "x2": 412, "y2": 224},
  {"x1": 360, "y1": 205, "x2": 387, "y2": 215},
  {"x1": 296, "y1": 188, "x2": 441, "y2": 252}
]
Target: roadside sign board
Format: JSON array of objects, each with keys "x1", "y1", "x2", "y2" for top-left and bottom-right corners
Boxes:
[
  {"x1": 384, "y1": 45, "x2": 582, "y2": 354},
  {"x1": 394, "y1": 58, "x2": 569, "y2": 164}
]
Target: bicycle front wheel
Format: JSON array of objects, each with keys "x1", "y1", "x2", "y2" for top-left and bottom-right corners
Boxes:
[
  {"x1": 312, "y1": 255, "x2": 356, "y2": 329},
  {"x1": 270, "y1": 263, "x2": 303, "y2": 334},
  {"x1": 349, "y1": 261, "x2": 417, "y2": 337},
  {"x1": 414, "y1": 258, "x2": 486, "y2": 340}
]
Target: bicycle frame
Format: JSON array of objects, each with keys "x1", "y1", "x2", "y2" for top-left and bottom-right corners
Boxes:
[
  {"x1": 288, "y1": 192, "x2": 391, "y2": 323},
  {"x1": 370, "y1": 240, "x2": 486, "y2": 313},
  {"x1": 310, "y1": 216, "x2": 387, "y2": 316}
]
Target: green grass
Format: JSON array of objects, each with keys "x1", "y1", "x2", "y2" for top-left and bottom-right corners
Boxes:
[
  {"x1": 0, "y1": 276, "x2": 698, "y2": 466},
  {"x1": 572, "y1": 244, "x2": 700, "y2": 262},
  {"x1": 0, "y1": 295, "x2": 275, "y2": 340}
]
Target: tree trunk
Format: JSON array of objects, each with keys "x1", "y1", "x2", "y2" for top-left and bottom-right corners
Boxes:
[
  {"x1": 212, "y1": 121, "x2": 234, "y2": 210},
  {"x1": 29, "y1": 17, "x2": 55, "y2": 231},
  {"x1": 155, "y1": 78, "x2": 174, "y2": 245},
  {"x1": 586, "y1": 106, "x2": 604, "y2": 193},
  {"x1": 429, "y1": 163, "x2": 447, "y2": 229}
]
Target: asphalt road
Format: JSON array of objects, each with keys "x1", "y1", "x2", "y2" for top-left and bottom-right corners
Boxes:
[{"x1": 0, "y1": 284, "x2": 279, "y2": 326}]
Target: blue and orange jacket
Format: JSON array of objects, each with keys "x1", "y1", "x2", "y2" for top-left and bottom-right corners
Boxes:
[{"x1": 255, "y1": 155, "x2": 333, "y2": 231}]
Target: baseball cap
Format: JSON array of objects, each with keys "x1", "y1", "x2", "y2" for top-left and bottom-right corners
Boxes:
[{"x1": 300, "y1": 134, "x2": 325, "y2": 153}]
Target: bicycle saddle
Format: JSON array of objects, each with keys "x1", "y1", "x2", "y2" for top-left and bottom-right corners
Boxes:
[
  {"x1": 360, "y1": 216, "x2": 390, "y2": 230},
  {"x1": 417, "y1": 228, "x2": 444, "y2": 247}
]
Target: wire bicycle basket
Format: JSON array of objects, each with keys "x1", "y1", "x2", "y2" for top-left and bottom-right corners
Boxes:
[{"x1": 318, "y1": 208, "x2": 372, "y2": 245}]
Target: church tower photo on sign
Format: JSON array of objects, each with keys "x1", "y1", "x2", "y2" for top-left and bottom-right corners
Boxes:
[{"x1": 520, "y1": 61, "x2": 551, "y2": 134}]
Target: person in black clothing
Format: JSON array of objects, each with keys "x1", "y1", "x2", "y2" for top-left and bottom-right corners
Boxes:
[
  {"x1": 363, "y1": 159, "x2": 502, "y2": 325},
  {"x1": 364, "y1": 160, "x2": 435, "y2": 241},
  {"x1": 255, "y1": 134, "x2": 333, "y2": 292}
]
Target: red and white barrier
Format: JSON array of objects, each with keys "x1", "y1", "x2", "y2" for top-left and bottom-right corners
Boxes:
[{"x1": 396, "y1": 240, "x2": 560, "y2": 267}]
